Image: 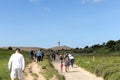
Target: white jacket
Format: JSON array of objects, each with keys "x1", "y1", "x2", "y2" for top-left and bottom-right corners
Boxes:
[{"x1": 8, "y1": 53, "x2": 25, "y2": 70}]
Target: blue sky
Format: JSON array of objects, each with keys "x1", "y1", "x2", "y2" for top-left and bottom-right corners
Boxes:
[{"x1": 0, "y1": 0, "x2": 120, "y2": 48}]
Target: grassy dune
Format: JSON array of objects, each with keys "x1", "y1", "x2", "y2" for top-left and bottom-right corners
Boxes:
[{"x1": 75, "y1": 55, "x2": 120, "y2": 80}]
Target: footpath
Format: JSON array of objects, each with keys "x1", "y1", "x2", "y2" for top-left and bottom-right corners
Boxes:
[
  {"x1": 52, "y1": 57, "x2": 103, "y2": 80},
  {"x1": 23, "y1": 62, "x2": 45, "y2": 80}
]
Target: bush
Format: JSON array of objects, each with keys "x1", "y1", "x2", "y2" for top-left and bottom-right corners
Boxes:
[{"x1": 8, "y1": 47, "x2": 13, "y2": 50}]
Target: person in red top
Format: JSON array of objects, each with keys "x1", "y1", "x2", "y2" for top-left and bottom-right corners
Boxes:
[
  {"x1": 59, "y1": 55, "x2": 64, "y2": 72},
  {"x1": 60, "y1": 61, "x2": 63, "y2": 72}
]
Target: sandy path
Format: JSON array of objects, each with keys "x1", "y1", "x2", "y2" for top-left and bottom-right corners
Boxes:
[
  {"x1": 23, "y1": 62, "x2": 45, "y2": 80},
  {"x1": 52, "y1": 56, "x2": 103, "y2": 80}
]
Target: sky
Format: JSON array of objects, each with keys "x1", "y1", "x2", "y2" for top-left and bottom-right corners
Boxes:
[{"x1": 0, "y1": 0, "x2": 120, "y2": 48}]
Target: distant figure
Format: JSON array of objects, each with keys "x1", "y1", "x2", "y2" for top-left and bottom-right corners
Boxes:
[
  {"x1": 69, "y1": 55, "x2": 74, "y2": 67},
  {"x1": 51, "y1": 51, "x2": 56, "y2": 61},
  {"x1": 59, "y1": 55, "x2": 64, "y2": 62},
  {"x1": 36, "y1": 49, "x2": 42, "y2": 62},
  {"x1": 8, "y1": 48, "x2": 25, "y2": 80},
  {"x1": 64, "y1": 53, "x2": 68, "y2": 61},
  {"x1": 65, "y1": 57, "x2": 70, "y2": 72},
  {"x1": 60, "y1": 61, "x2": 63, "y2": 73},
  {"x1": 34, "y1": 50, "x2": 37, "y2": 62},
  {"x1": 29, "y1": 49, "x2": 34, "y2": 60},
  {"x1": 41, "y1": 51, "x2": 44, "y2": 61},
  {"x1": 65, "y1": 53, "x2": 68, "y2": 58}
]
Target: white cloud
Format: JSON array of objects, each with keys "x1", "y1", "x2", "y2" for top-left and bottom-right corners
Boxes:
[
  {"x1": 81, "y1": 0, "x2": 105, "y2": 4},
  {"x1": 81, "y1": 0, "x2": 89, "y2": 4},
  {"x1": 93, "y1": 0, "x2": 104, "y2": 3},
  {"x1": 28, "y1": 0, "x2": 40, "y2": 3}
]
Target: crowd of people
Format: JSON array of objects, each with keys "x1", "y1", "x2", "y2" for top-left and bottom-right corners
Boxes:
[
  {"x1": 8, "y1": 48, "x2": 74, "y2": 80},
  {"x1": 59, "y1": 53, "x2": 75, "y2": 72},
  {"x1": 29, "y1": 49, "x2": 44, "y2": 63}
]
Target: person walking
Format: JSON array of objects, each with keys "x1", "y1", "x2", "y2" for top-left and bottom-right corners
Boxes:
[
  {"x1": 65, "y1": 57, "x2": 70, "y2": 72},
  {"x1": 59, "y1": 54, "x2": 64, "y2": 62},
  {"x1": 51, "y1": 51, "x2": 56, "y2": 61},
  {"x1": 40, "y1": 50, "x2": 44, "y2": 61},
  {"x1": 36, "y1": 49, "x2": 42, "y2": 62},
  {"x1": 29, "y1": 49, "x2": 34, "y2": 60},
  {"x1": 69, "y1": 55, "x2": 74, "y2": 67},
  {"x1": 34, "y1": 50, "x2": 37, "y2": 62},
  {"x1": 8, "y1": 48, "x2": 25, "y2": 80},
  {"x1": 59, "y1": 55, "x2": 64, "y2": 72},
  {"x1": 60, "y1": 61, "x2": 63, "y2": 73}
]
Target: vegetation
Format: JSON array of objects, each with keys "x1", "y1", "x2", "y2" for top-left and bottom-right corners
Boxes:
[
  {"x1": 72, "y1": 40, "x2": 120, "y2": 55},
  {"x1": 8, "y1": 47, "x2": 13, "y2": 50},
  {"x1": 0, "y1": 48, "x2": 30, "y2": 80},
  {"x1": 39, "y1": 55, "x2": 65, "y2": 80},
  {"x1": 31, "y1": 73, "x2": 38, "y2": 80},
  {"x1": 56, "y1": 39, "x2": 120, "y2": 80},
  {"x1": 75, "y1": 55, "x2": 120, "y2": 80},
  {"x1": 1, "y1": 39, "x2": 120, "y2": 80}
]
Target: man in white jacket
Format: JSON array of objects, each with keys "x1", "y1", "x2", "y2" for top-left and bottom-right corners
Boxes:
[{"x1": 8, "y1": 48, "x2": 25, "y2": 80}]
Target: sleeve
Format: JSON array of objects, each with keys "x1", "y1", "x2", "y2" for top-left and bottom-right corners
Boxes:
[
  {"x1": 8, "y1": 55, "x2": 13, "y2": 70},
  {"x1": 22, "y1": 55, "x2": 25, "y2": 71}
]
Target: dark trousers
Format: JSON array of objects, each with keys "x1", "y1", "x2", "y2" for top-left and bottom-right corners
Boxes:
[
  {"x1": 37, "y1": 56, "x2": 41, "y2": 62},
  {"x1": 71, "y1": 59, "x2": 74, "y2": 67}
]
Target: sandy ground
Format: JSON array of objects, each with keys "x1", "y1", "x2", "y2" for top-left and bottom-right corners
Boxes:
[
  {"x1": 23, "y1": 62, "x2": 45, "y2": 80},
  {"x1": 23, "y1": 57, "x2": 103, "y2": 80},
  {"x1": 52, "y1": 56, "x2": 103, "y2": 80}
]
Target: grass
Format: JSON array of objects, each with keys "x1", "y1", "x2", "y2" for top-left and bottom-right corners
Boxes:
[
  {"x1": 31, "y1": 73, "x2": 38, "y2": 80},
  {"x1": 39, "y1": 59, "x2": 65, "y2": 80},
  {"x1": 75, "y1": 55, "x2": 120, "y2": 80}
]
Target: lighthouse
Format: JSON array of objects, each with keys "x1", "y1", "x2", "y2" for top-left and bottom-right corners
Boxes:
[{"x1": 58, "y1": 41, "x2": 60, "y2": 47}]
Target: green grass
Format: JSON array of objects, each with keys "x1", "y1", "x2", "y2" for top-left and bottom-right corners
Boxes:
[
  {"x1": 75, "y1": 55, "x2": 120, "y2": 80},
  {"x1": 0, "y1": 48, "x2": 30, "y2": 80},
  {"x1": 31, "y1": 73, "x2": 38, "y2": 80},
  {"x1": 39, "y1": 59, "x2": 65, "y2": 80}
]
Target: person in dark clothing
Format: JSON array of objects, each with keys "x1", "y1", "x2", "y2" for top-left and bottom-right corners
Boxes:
[
  {"x1": 30, "y1": 49, "x2": 34, "y2": 60},
  {"x1": 69, "y1": 55, "x2": 74, "y2": 67},
  {"x1": 65, "y1": 57, "x2": 70, "y2": 72},
  {"x1": 59, "y1": 55, "x2": 64, "y2": 62},
  {"x1": 51, "y1": 52, "x2": 56, "y2": 61},
  {"x1": 36, "y1": 50, "x2": 42, "y2": 62},
  {"x1": 41, "y1": 52, "x2": 44, "y2": 61},
  {"x1": 34, "y1": 50, "x2": 37, "y2": 62}
]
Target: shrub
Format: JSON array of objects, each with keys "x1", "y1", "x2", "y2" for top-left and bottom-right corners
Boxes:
[{"x1": 8, "y1": 47, "x2": 13, "y2": 50}]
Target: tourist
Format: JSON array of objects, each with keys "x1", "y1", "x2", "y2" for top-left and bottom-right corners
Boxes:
[
  {"x1": 69, "y1": 55, "x2": 74, "y2": 67},
  {"x1": 60, "y1": 61, "x2": 63, "y2": 72},
  {"x1": 29, "y1": 49, "x2": 34, "y2": 60},
  {"x1": 8, "y1": 48, "x2": 25, "y2": 80},
  {"x1": 65, "y1": 57, "x2": 70, "y2": 72},
  {"x1": 36, "y1": 49, "x2": 42, "y2": 62}
]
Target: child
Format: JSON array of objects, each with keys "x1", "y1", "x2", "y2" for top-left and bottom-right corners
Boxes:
[{"x1": 60, "y1": 61, "x2": 63, "y2": 72}]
